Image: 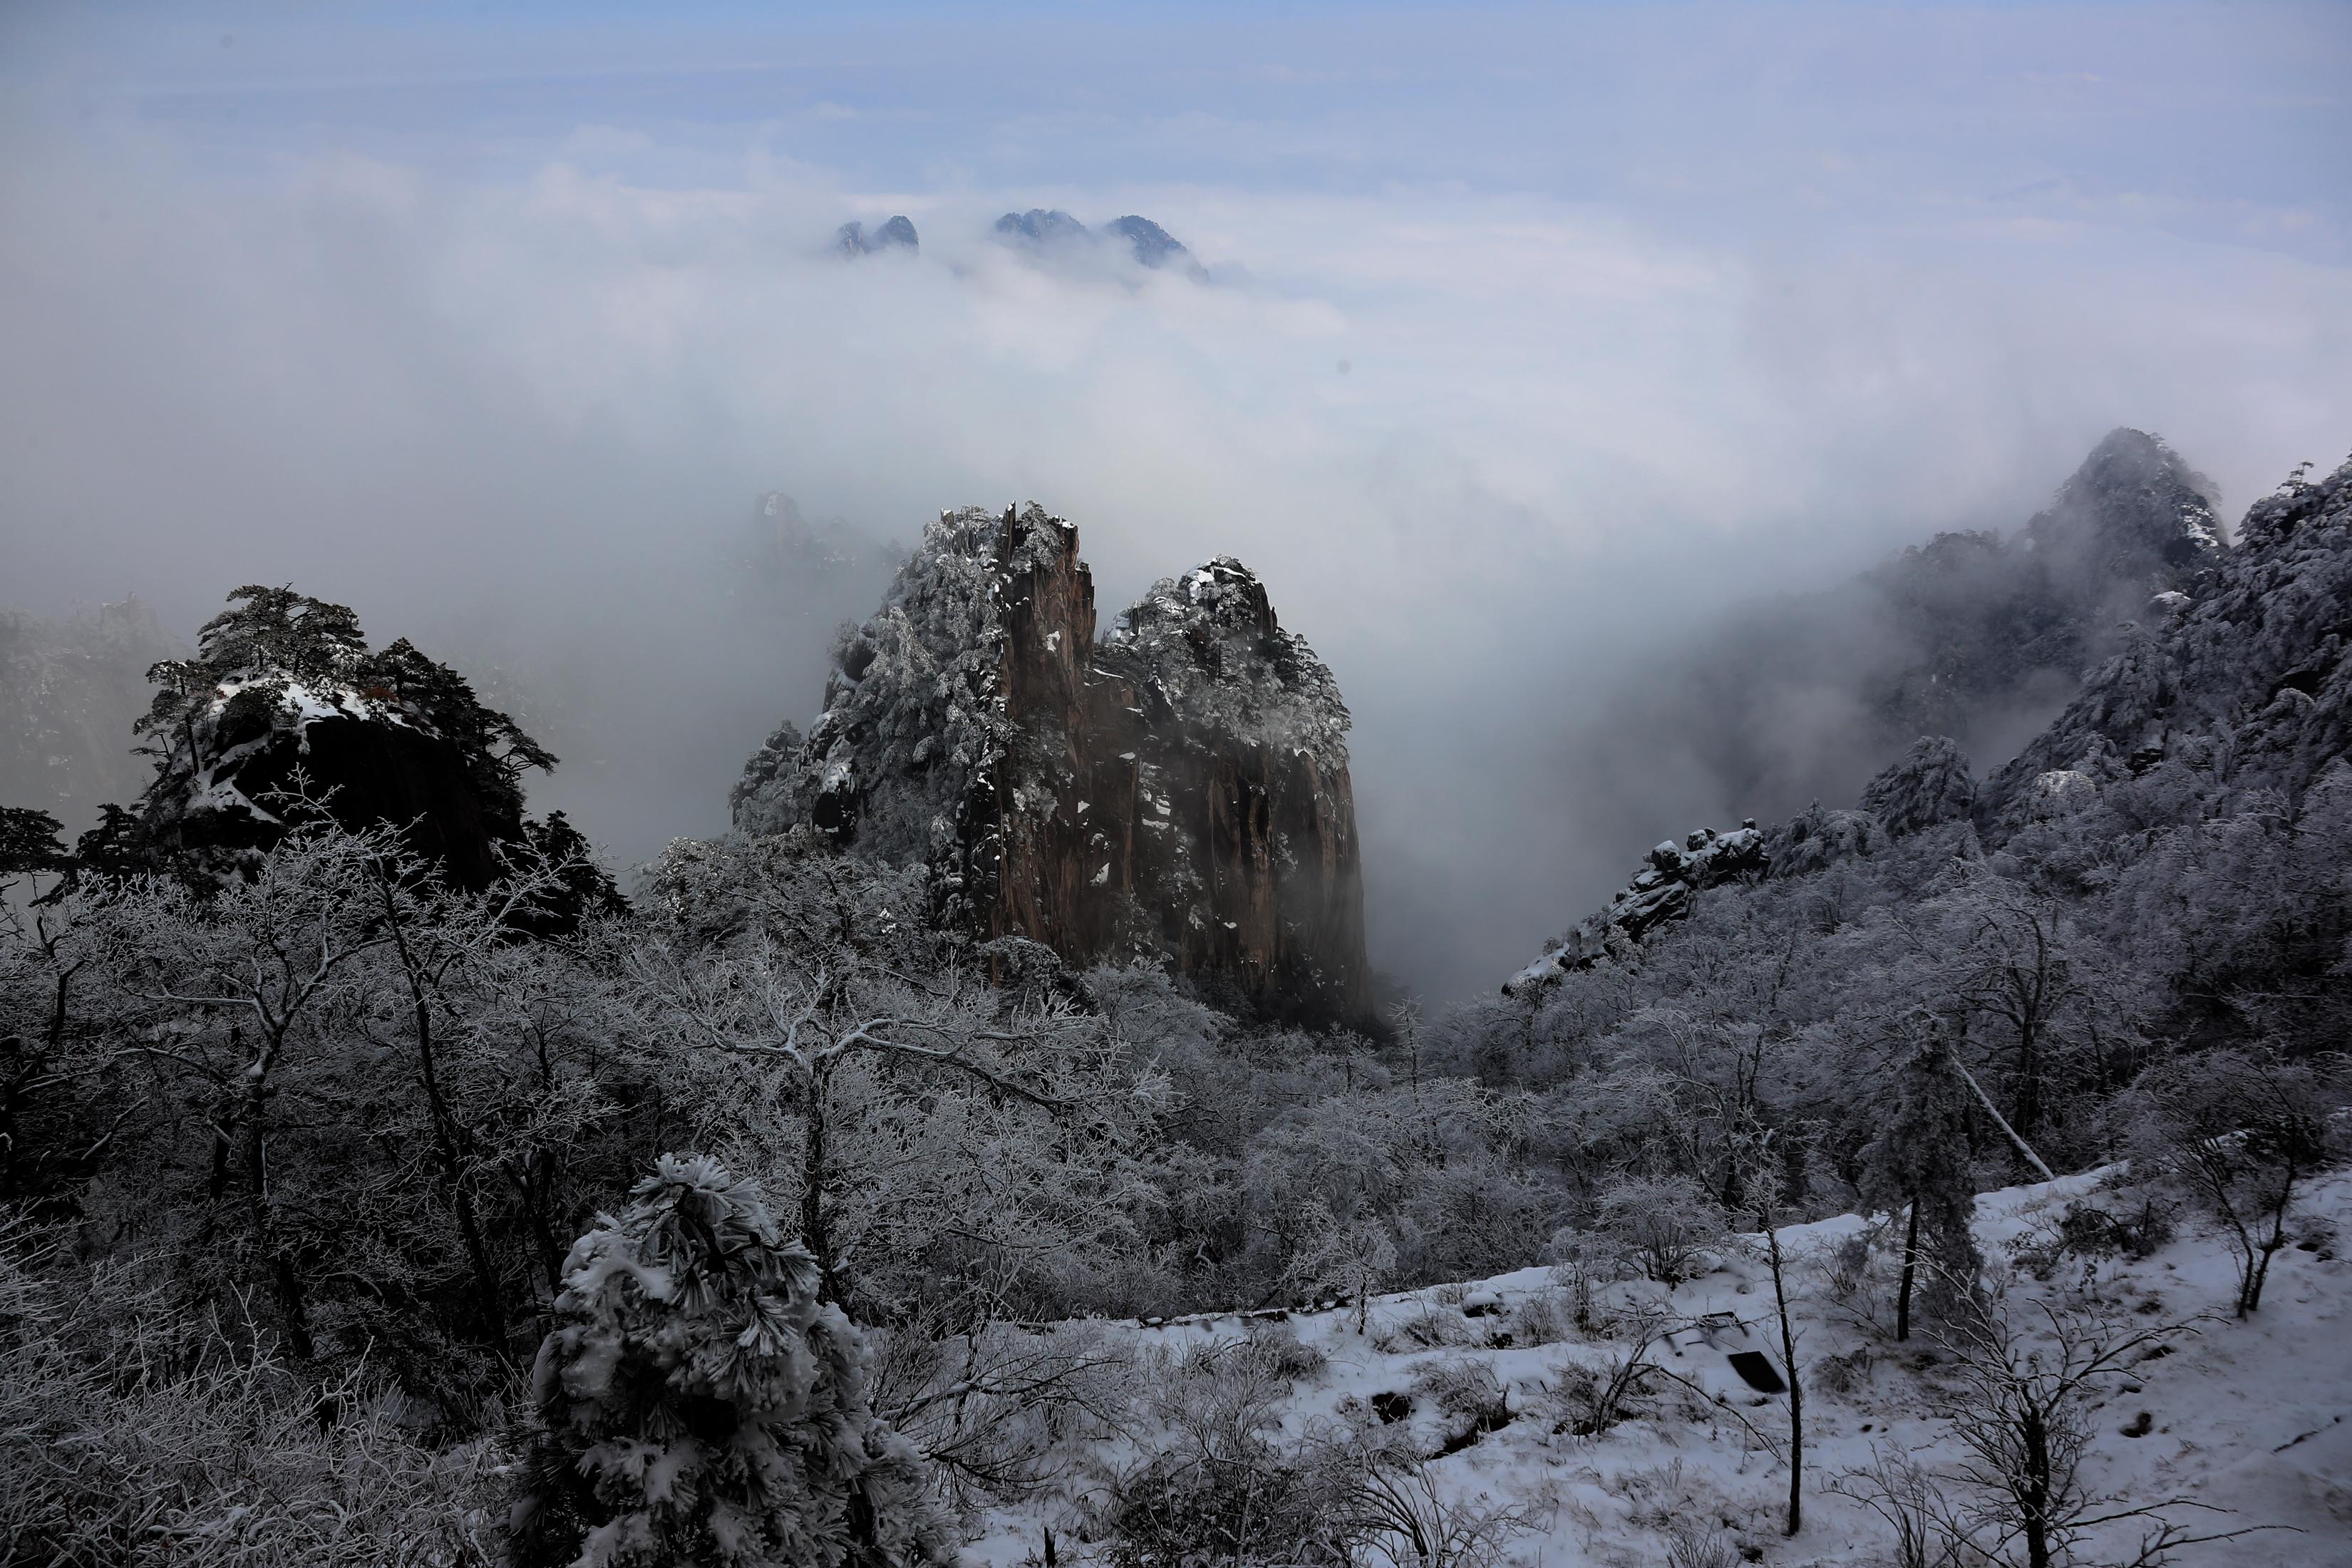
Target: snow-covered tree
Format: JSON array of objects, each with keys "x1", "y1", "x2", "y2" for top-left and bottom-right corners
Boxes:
[
  {"x1": 1283, "y1": 1200, "x2": 1396, "y2": 1332},
  {"x1": 1859, "y1": 1021, "x2": 1986, "y2": 1340},
  {"x1": 510, "y1": 1154, "x2": 953, "y2": 1568},
  {"x1": 2121, "y1": 1047, "x2": 2345, "y2": 1316}
]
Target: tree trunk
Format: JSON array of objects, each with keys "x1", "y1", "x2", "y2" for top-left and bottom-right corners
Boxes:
[
  {"x1": 802, "y1": 1063, "x2": 837, "y2": 1303},
  {"x1": 2021, "y1": 1404, "x2": 2053, "y2": 1568},
  {"x1": 244, "y1": 1051, "x2": 314, "y2": 1360},
  {"x1": 1765, "y1": 1216, "x2": 1802, "y2": 1536},
  {"x1": 1896, "y1": 1200, "x2": 1919, "y2": 1342}
]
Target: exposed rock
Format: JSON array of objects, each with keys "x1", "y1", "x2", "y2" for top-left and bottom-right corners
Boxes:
[
  {"x1": 835, "y1": 216, "x2": 919, "y2": 256},
  {"x1": 1503, "y1": 822, "x2": 1768, "y2": 994},
  {"x1": 1567, "y1": 430, "x2": 2233, "y2": 853},
  {"x1": 1858, "y1": 736, "x2": 1976, "y2": 837},
  {"x1": 2023, "y1": 427, "x2": 2224, "y2": 607},
  {"x1": 736, "y1": 505, "x2": 1369, "y2": 1026},
  {"x1": 991, "y1": 210, "x2": 1206, "y2": 279}
]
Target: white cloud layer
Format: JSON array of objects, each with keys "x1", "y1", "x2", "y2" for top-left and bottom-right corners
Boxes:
[{"x1": 3, "y1": 4, "x2": 2349, "y2": 997}]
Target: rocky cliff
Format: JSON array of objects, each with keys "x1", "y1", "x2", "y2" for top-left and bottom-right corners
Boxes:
[{"x1": 733, "y1": 505, "x2": 1371, "y2": 1026}]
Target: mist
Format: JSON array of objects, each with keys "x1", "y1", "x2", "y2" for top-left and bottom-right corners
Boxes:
[{"x1": 3, "y1": 2, "x2": 2348, "y2": 1001}]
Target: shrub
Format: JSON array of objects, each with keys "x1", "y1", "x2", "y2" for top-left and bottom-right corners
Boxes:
[{"x1": 0, "y1": 1224, "x2": 502, "y2": 1567}]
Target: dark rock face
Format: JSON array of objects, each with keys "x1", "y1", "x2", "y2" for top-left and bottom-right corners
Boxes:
[
  {"x1": 733, "y1": 505, "x2": 1371, "y2": 1026},
  {"x1": 164, "y1": 714, "x2": 513, "y2": 887},
  {"x1": 835, "y1": 217, "x2": 919, "y2": 256},
  {"x1": 1503, "y1": 821, "x2": 1769, "y2": 993},
  {"x1": 1859, "y1": 736, "x2": 1976, "y2": 837},
  {"x1": 991, "y1": 211, "x2": 1206, "y2": 278}
]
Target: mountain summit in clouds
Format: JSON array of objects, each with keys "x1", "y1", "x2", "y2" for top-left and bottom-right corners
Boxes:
[
  {"x1": 991, "y1": 208, "x2": 1207, "y2": 276},
  {"x1": 835, "y1": 215, "x2": 919, "y2": 257}
]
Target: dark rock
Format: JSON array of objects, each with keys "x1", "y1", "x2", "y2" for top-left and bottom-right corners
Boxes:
[{"x1": 117, "y1": 587, "x2": 554, "y2": 890}]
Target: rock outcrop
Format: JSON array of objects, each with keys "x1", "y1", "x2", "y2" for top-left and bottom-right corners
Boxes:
[
  {"x1": 734, "y1": 505, "x2": 1370, "y2": 1026},
  {"x1": 1502, "y1": 822, "x2": 1768, "y2": 994}
]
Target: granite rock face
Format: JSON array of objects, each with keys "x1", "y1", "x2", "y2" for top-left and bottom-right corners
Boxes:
[{"x1": 734, "y1": 505, "x2": 1371, "y2": 1026}]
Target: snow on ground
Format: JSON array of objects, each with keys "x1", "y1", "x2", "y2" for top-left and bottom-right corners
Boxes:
[{"x1": 964, "y1": 1169, "x2": 2352, "y2": 1566}]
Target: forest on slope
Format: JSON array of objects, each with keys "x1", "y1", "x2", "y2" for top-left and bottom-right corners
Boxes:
[{"x1": 3, "y1": 439, "x2": 2349, "y2": 1566}]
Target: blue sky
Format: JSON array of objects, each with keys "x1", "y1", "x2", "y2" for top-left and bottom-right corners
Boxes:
[{"x1": 4, "y1": 1, "x2": 2348, "y2": 994}]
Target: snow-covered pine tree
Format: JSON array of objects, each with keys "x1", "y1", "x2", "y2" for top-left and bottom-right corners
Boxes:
[
  {"x1": 1859, "y1": 1023, "x2": 1985, "y2": 1341},
  {"x1": 509, "y1": 1154, "x2": 953, "y2": 1568}
]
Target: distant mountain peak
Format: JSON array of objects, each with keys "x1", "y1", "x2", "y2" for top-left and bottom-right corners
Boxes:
[
  {"x1": 991, "y1": 208, "x2": 1091, "y2": 246},
  {"x1": 1104, "y1": 214, "x2": 1205, "y2": 275},
  {"x1": 991, "y1": 209, "x2": 1208, "y2": 277},
  {"x1": 2026, "y1": 426, "x2": 2227, "y2": 586},
  {"x1": 834, "y1": 215, "x2": 919, "y2": 257}
]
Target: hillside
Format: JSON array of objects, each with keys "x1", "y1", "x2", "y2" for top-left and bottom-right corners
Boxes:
[{"x1": 964, "y1": 1167, "x2": 2352, "y2": 1568}]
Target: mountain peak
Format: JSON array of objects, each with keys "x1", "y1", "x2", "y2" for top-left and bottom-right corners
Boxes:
[{"x1": 2026, "y1": 427, "x2": 2226, "y2": 590}]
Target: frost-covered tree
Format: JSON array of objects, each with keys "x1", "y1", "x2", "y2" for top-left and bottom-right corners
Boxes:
[
  {"x1": 1282, "y1": 1200, "x2": 1396, "y2": 1332},
  {"x1": 2120, "y1": 1047, "x2": 2345, "y2": 1316},
  {"x1": 1859, "y1": 1021, "x2": 1986, "y2": 1340},
  {"x1": 510, "y1": 1154, "x2": 953, "y2": 1568}
]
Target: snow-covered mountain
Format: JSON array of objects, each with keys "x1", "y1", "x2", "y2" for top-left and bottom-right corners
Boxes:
[{"x1": 1510, "y1": 441, "x2": 2346, "y2": 994}]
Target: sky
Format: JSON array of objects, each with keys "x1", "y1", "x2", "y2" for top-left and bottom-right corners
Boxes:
[{"x1": 2, "y1": 1, "x2": 2348, "y2": 999}]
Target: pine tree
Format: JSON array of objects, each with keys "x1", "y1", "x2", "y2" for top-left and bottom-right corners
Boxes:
[
  {"x1": 510, "y1": 1155, "x2": 953, "y2": 1568},
  {"x1": 1859, "y1": 1024, "x2": 1984, "y2": 1340}
]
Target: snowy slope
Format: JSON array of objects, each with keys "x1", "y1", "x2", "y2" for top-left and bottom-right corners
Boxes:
[{"x1": 963, "y1": 1170, "x2": 2352, "y2": 1567}]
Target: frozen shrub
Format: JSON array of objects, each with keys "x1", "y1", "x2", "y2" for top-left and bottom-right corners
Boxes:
[
  {"x1": 1508, "y1": 1286, "x2": 1570, "y2": 1346},
  {"x1": 0, "y1": 1224, "x2": 501, "y2": 1568},
  {"x1": 1410, "y1": 1356, "x2": 1509, "y2": 1428},
  {"x1": 1371, "y1": 1301, "x2": 1474, "y2": 1353},
  {"x1": 508, "y1": 1154, "x2": 951, "y2": 1568},
  {"x1": 1664, "y1": 1519, "x2": 1745, "y2": 1568},
  {"x1": 1241, "y1": 1319, "x2": 1328, "y2": 1383},
  {"x1": 1595, "y1": 1177, "x2": 1722, "y2": 1285}
]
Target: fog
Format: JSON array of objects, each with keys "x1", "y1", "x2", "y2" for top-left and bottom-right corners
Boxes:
[{"x1": 3, "y1": 3, "x2": 2348, "y2": 1000}]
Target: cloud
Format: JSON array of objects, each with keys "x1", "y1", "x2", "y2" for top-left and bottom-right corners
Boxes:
[{"x1": 1, "y1": 16, "x2": 2348, "y2": 997}]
